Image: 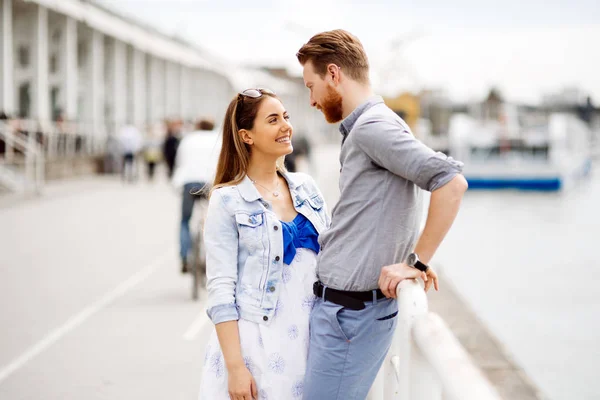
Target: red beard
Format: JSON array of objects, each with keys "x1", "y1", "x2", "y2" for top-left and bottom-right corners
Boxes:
[{"x1": 318, "y1": 85, "x2": 344, "y2": 123}]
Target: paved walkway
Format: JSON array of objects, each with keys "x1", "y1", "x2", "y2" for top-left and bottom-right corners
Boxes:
[{"x1": 0, "y1": 172, "x2": 212, "y2": 399}]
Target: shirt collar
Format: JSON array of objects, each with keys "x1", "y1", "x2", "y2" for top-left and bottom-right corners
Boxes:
[{"x1": 339, "y1": 95, "x2": 384, "y2": 138}]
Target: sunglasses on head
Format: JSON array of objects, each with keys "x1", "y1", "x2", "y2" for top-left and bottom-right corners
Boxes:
[{"x1": 238, "y1": 88, "x2": 275, "y2": 99}]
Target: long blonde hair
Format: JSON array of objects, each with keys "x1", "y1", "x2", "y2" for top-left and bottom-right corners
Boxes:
[{"x1": 213, "y1": 90, "x2": 287, "y2": 191}]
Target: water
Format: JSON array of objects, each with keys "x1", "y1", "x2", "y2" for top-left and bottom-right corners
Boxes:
[{"x1": 435, "y1": 171, "x2": 600, "y2": 400}]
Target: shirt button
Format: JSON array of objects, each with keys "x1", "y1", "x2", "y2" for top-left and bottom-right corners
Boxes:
[
  {"x1": 274, "y1": 226, "x2": 279, "y2": 231},
  {"x1": 275, "y1": 256, "x2": 280, "y2": 262},
  {"x1": 263, "y1": 316, "x2": 268, "y2": 321},
  {"x1": 269, "y1": 286, "x2": 275, "y2": 292}
]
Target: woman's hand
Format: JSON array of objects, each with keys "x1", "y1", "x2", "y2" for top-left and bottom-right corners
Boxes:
[{"x1": 228, "y1": 363, "x2": 258, "y2": 400}]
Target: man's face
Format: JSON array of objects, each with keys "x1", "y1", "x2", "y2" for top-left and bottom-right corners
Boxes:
[{"x1": 302, "y1": 61, "x2": 343, "y2": 123}]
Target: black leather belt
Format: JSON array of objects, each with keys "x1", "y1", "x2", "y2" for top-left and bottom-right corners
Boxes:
[{"x1": 313, "y1": 281, "x2": 386, "y2": 311}]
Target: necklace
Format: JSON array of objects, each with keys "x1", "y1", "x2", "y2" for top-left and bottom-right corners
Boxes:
[{"x1": 248, "y1": 176, "x2": 281, "y2": 197}]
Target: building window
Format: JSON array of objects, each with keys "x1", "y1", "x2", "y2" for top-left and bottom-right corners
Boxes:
[
  {"x1": 52, "y1": 29, "x2": 61, "y2": 44},
  {"x1": 18, "y1": 46, "x2": 29, "y2": 67},
  {"x1": 78, "y1": 42, "x2": 87, "y2": 67},
  {"x1": 51, "y1": 87, "x2": 60, "y2": 120},
  {"x1": 18, "y1": 83, "x2": 31, "y2": 119},
  {"x1": 49, "y1": 54, "x2": 58, "y2": 74}
]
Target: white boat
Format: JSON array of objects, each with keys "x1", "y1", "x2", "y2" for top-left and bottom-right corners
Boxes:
[{"x1": 447, "y1": 107, "x2": 592, "y2": 191}]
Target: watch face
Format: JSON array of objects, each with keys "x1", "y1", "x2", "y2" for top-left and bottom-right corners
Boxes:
[{"x1": 407, "y1": 253, "x2": 417, "y2": 266}]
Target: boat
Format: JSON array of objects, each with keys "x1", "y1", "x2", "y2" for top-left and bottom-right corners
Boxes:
[{"x1": 447, "y1": 105, "x2": 592, "y2": 191}]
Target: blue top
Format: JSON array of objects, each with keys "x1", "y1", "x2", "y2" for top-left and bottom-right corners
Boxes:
[{"x1": 280, "y1": 213, "x2": 320, "y2": 265}]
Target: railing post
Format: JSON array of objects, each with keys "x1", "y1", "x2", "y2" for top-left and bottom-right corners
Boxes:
[
  {"x1": 368, "y1": 279, "x2": 429, "y2": 400},
  {"x1": 387, "y1": 279, "x2": 429, "y2": 399}
]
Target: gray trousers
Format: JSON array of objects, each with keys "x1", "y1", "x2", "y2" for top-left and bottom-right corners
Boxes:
[{"x1": 303, "y1": 294, "x2": 398, "y2": 399}]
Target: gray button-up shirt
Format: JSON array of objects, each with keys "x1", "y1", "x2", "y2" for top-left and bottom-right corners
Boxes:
[{"x1": 316, "y1": 96, "x2": 464, "y2": 291}]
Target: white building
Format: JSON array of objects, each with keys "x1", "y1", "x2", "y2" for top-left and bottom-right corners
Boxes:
[{"x1": 0, "y1": 0, "x2": 331, "y2": 147}]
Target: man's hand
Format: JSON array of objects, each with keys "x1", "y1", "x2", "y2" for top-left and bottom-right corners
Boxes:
[
  {"x1": 378, "y1": 263, "x2": 437, "y2": 298},
  {"x1": 424, "y1": 267, "x2": 439, "y2": 292}
]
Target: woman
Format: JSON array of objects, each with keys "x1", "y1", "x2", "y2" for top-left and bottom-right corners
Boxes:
[{"x1": 199, "y1": 89, "x2": 330, "y2": 400}]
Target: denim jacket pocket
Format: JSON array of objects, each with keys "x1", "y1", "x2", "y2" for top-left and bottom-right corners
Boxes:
[
  {"x1": 235, "y1": 212, "x2": 265, "y2": 249},
  {"x1": 306, "y1": 194, "x2": 325, "y2": 211},
  {"x1": 234, "y1": 212, "x2": 267, "y2": 298},
  {"x1": 306, "y1": 194, "x2": 328, "y2": 229}
]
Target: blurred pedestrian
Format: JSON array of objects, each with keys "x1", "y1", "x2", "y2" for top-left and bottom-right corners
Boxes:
[
  {"x1": 117, "y1": 124, "x2": 142, "y2": 183},
  {"x1": 162, "y1": 119, "x2": 180, "y2": 179},
  {"x1": 171, "y1": 118, "x2": 220, "y2": 273},
  {"x1": 143, "y1": 136, "x2": 162, "y2": 181}
]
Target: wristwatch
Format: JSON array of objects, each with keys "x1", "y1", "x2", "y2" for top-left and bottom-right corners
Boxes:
[{"x1": 406, "y1": 252, "x2": 429, "y2": 273}]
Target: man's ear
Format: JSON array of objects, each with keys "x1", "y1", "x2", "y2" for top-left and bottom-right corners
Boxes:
[
  {"x1": 327, "y1": 63, "x2": 341, "y2": 84},
  {"x1": 239, "y1": 129, "x2": 253, "y2": 145}
]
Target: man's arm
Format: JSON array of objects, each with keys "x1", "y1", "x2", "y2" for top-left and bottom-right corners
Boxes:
[
  {"x1": 416, "y1": 174, "x2": 468, "y2": 265},
  {"x1": 415, "y1": 174, "x2": 468, "y2": 290},
  {"x1": 352, "y1": 116, "x2": 468, "y2": 297},
  {"x1": 378, "y1": 175, "x2": 467, "y2": 297}
]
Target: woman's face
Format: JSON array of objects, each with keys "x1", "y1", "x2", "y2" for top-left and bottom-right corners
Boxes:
[{"x1": 245, "y1": 96, "x2": 293, "y2": 158}]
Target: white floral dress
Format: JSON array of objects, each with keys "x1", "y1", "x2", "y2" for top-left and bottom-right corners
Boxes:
[{"x1": 199, "y1": 214, "x2": 318, "y2": 400}]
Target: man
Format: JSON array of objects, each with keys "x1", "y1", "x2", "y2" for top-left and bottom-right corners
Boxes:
[
  {"x1": 163, "y1": 119, "x2": 181, "y2": 179},
  {"x1": 171, "y1": 118, "x2": 220, "y2": 273},
  {"x1": 297, "y1": 30, "x2": 468, "y2": 399}
]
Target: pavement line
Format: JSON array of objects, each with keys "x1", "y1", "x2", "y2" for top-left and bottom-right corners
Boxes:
[
  {"x1": 183, "y1": 309, "x2": 210, "y2": 341},
  {"x1": 0, "y1": 250, "x2": 173, "y2": 385}
]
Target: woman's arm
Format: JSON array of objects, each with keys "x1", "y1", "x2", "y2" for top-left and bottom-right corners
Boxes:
[
  {"x1": 215, "y1": 321, "x2": 244, "y2": 369},
  {"x1": 204, "y1": 190, "x2": 240, "y2": 323},
  {"x1": 215, "y1": 321, "x2": 257, "y2": 399},
  {"x1": 204, "y1": 191, "x2": 257, "y2": 399}
]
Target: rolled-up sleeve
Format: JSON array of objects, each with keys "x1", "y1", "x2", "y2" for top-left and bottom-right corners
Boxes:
[
  {"x1": 204, "y1": 190, "x2": 240, "y2": 324},
  {"x1": 353, "y1": 117, "x2": 464, "y2": 192}
]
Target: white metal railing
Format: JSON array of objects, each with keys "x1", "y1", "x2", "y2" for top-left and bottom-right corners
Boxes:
[
  {"x1": 0, "y1": 122, "x2": 45, "y2": 194},
  {"x1": 0, "y1": 119, "x2": 110, "y2": 161},
  {"x1": 368, "y1": 279, "x2": 503, "y2": 400}
]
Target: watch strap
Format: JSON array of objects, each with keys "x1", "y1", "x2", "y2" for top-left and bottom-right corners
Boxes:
[{"x1": 414, "y1": 260, "x2": 429, "y2": 272}]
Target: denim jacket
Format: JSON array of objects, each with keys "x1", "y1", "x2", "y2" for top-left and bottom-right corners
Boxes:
[{"x1": 205, "y1": 172, "x2": 331, "y2": 325}]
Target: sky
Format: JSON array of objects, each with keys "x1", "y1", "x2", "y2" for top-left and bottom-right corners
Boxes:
[{"x1": 96, "y1": 0, "x2": 600, "y2": 104}]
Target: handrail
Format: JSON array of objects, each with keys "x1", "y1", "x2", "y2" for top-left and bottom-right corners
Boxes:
[
  {"x1": 0, "y1": 123, "x2": 45, "y2": 194},
  {"x1": 368, "y1": 279, "x2": 502, "y2": 400}
]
